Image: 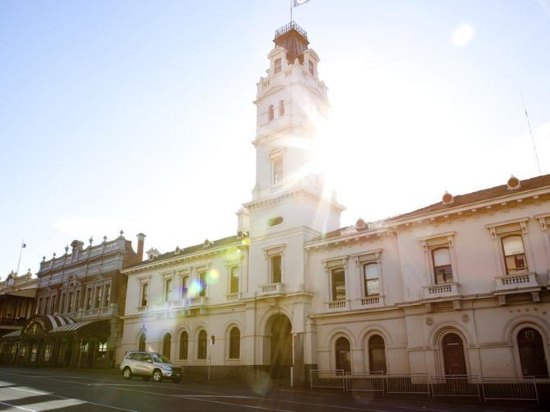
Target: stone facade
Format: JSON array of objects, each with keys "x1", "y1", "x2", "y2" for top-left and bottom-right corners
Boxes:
[{"x1": 119, "y1": 22, "x2": 550, "y2": 385}]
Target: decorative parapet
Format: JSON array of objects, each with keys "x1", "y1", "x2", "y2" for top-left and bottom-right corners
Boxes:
[
  {"x1": 423, "y1": 282, "x2": 460, "y2": 300},
  {"x1": 358, "y1": 295, "x2": 384, "y2": 308},
  {"x1": 494, "y1": 273, "x2": 539, "y2": 292},
  {"x1": 259, "y1": 282, "x2": 285, "y2": 296},
  {"x1": 325, "y1": 299, "x2": 348, "y2": 310}
]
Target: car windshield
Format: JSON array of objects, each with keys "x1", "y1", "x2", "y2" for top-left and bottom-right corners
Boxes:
[{"x1": 152, "y1": 354, "x2": 170, "y2": 363}]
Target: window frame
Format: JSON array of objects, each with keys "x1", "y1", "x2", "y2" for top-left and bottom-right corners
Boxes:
[
  {"x1": 323, "y1": 257, "x2": 348, "y2": 304},
  {"x1": 419, "y1": 233, "x2": 457, "y2": 286},
  {"x1": 486, "y1": 218, "x2": 532, "y2": 277},
  {"x1": 197, "y1": 330, "x2": 208, "y2": 360},
  {"x1": 228, "y1": 327, "x2": 240, "y2": 360}
]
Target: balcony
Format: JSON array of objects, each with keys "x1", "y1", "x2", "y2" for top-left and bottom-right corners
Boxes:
[
  {"x1": 494, "y1": 273, "x2": 539, "y2": 293},
  {"x1": 423, "y1": 283, "x2": 460, "y2": 300},
  {"x1": 358, "y1": 295, "x2": 384, "y2": 309},
  {"x1": 259, "y1": 282, "x2": 285, "y2": 296},
  {"x1": 325, "y1": 299, "x2": 349, "y2": 311}
]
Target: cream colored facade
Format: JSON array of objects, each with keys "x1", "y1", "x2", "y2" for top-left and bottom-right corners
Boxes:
[{"x1": 120, "y1": 22, "x2": 550, "y2": 384}]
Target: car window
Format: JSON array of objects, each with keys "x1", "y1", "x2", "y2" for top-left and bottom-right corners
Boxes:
[
  {"x1": 152, "y1": 354, "x2": 170, "y2": 363},
  {"x1": 142, "y1": 354, "x2": 152, "y2": 362}
]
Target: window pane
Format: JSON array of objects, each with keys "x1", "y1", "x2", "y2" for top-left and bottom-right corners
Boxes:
[
  {"x1": 366, "y1": 279, "x2": 379, "y2": 296},
  {"x1": 332, "y1": 268, "x2": 346, "y2": 301},
  {"x1": 433, "y1": 248, "x2": 451, "y2": 266},
  {"x1": 364, "y1": 263, "x2": 379, "y2": 279},
  {"x1": 271, "y1": 255, "x2": 282, "y2": 283},
  {"x1": 503, "y1": 236, "x2": 524, "y2": 256},
  {"x1": 230, "y1": 267, "x2": 239, "y2": 293},
  {"x1": 273, "y1": 158, "x2": 283, "y2": 184}
]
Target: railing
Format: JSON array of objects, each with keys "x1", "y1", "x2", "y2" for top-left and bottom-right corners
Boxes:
[
  {"x1": 327, "y1": 299, "x2": 347, "y2": 309},
  {"x1": 495, "y1": 273, "x2": 539, "y2": 291},
  {"x1": 275, "y1": 21, "x2": 307, "y2": 40},
  {"x1": 385, "y1": 374, "x2": 431, "y2": 396},
  {"x1": 308, "y1": 371, "x2": 539, "y2": 404},
  {"x1": 424, "y1": 282, "x2": 459, "y2": 298},
  {"x1": 360, "y1": 296, "x2": 380, "y2": 306},
  {"x1": 259, "y1": 282, "x2": 285, "y2": 295},
  {"x1": 480, "y1": 376, "x2": 539, "y2": 404},
  {"x1": 431, "y1": 375, "x2": 481, "y2": 399},
  {"x1": 310, "y1": 370, "x2": 345, "y2": 390}
]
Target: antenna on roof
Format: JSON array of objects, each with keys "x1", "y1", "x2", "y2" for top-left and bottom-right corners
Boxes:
[{"x1": 520, "y1": 91, "x2": 542, "y2": 176}]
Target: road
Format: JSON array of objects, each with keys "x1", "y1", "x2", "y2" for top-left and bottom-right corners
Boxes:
[{"x1": 0, "y1": 367, "x2": 542, "y2": 411}]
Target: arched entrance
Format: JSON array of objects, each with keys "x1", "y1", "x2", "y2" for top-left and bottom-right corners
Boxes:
[
  {"x1": 138, "y1": 334, "x2": 146, "y2": 352},
  {"x1": 442, "y1": 333, "x2": 467, "y2": 375},
  {"x1": 163, "y1": 333, "x2": 171, "y2": 359},
  {"x1": 368, "y1": 335, "x2": 386, "y2": 374},
  {"x1": 266, "y1": 314, "x2": 292, "y2": 379},
  {"x1": 518, "y1": 327, "x2": 549, "y2": 378},
  {"x1": 335, "y1": 337, "x2": 351, "y2": 374}
]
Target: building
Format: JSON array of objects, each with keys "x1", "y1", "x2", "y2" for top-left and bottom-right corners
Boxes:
[
  {"x1": 116, "y1": 21, "x2": 549, "y2": 385},
  {"x1": 0, "y1": 233, "x2": 145, "y2": 367},
  {"x1": 0, "y1": 270, "x2": 37, "y2": 338}
]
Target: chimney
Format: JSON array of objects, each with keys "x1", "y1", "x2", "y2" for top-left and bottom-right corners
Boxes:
[{"x1": 136, "y1": 233, "x2": 146, "y2": 262}]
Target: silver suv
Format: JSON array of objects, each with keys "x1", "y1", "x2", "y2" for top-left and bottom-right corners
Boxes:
[{"x1": 120, "y1": 351, "x2": 182, "y2": 383}]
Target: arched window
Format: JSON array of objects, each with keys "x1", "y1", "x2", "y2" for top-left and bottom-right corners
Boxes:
[
  {"x1": 278, "y1": 100, "x2": 285, "y2": 116},
  {"x1": 179, "y1": 331, "x2": 188, "y2": 360},
  {"x1": 432, "y1": 247, "x2": 453, "y2": 283},
  {"x1": 502, "y1": 235, "x2": 527, "y2": 275},
  {"x1": 442, "y1": 333, "x2": 467, "y2": 375},
  {"x1": 368, "y1": 335, "x2": 387, "y2": 374},
  {"x1": 229, "y1": 327, "x2": 240, "y2": 359},
  {"x1": 335, "y1": 337, "x2": 351, "y2": 374},
  {"x1": 198, "y1": 330, "x2": 207, "y2": 360},
  {"x1": 163, "y1": 333, "x2": 171, "y2": 359},
  {"x1": 138, "y1": 334, "x2": 146, "y2": 352},
  {"x1": 268, "y1": 105, "x2": 275, "y2": 121},
  {"x1": 518, "y1": 328, "x2": 549, "y2": 378}
]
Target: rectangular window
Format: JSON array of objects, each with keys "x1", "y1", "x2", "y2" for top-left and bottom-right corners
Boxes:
[
  {"x1": 75, "y1": 289, "x2": 81, "y2": 311},
  {"x1": 85, "y1": 287, "x2": 92, "y2": 310},
  {"x1": 502, "y1": 235, "x2": 527, "y2": 275},
  {"x1": 181, "y1": 277, "x2": 188, "y2": 299},
  {"x1": 164, "y1": 278, "x2": 173, "y2": 302},
  {"x1": 230, "y1": 267, "x2": 239, "y2": 294},
  {"x1": 432, "y1": 248, "x2": 453, "y2": 283},
  {"x1": 103, "y1": 284, "x2": 111, "y2": 307},
  {"x1": 308, "y1": 59, "x2": 314, "y2": 75},
  {"x1": 44, "y1": 296, "x2": 50, "y2": 315},
  {"x1": 67, "y1": 291, "x2": 73, "y2": 313},
  {"x1": 331, "y1": 267, "x2": 346, "y2": 301},
  {"x1": 199, "y1": 273, "x2": 207, "y2": 297},
  {"x1": 274, "y1": 57, "x2": 282, "y2": 74},
  {"x1": 363, "y1": 263, "x2": 380, "y2": 296},
  {"x1": 141, "y1": 283, "x2": 148, "y2": 307},
  {"x1": 59, "y1": 293, "x2": 66, "y2": 313},
  {"x1": 272, "y1": 157, "x2": 283, "y2": 184},
  {"x1": 271, "y1": 255, "x2": 282, "y2": 283},
  {"x1": 94, "y1": 286, "x2": 102, "y2": 309}
]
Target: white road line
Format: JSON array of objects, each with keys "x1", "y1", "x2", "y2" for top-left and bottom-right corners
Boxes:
[
  {"x1": 178, "y1": 396, "x2": 292, "y2": 411},
  {"x1": 0, "y1": 400, "x2": 35, "y2": 411}
]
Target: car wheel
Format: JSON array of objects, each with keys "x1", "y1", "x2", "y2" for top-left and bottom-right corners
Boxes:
[
  {"x1": 152, "y1": 369, "x2": 162, "y2": 382},
  {"x1": 122, "y1": 367, "x2": 132, "y2": 380}
]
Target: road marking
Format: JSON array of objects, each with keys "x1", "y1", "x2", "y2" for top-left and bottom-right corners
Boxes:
[
  {"x1": 177, "y1": 396, "x2": 291, "y2": 411},
  {"x1": 176, "y1": 395, "x2": 255, "y2": 399}
]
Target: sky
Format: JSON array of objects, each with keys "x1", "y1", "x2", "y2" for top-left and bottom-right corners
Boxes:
[{"x1": 1, "y1": 0, "x2": 549, "y2": 277}]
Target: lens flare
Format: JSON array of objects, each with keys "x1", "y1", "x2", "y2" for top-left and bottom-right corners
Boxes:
[{"x1": 207, "y1": 269, "x2": 219, "y2": 284}]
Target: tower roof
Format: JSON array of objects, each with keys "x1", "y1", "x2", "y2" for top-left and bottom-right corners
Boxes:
[{"x1": 274, "y1": 21, "x2": 309, "y2": 64}]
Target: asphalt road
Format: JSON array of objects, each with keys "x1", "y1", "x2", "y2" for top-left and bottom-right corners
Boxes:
[{"x1": 0, "y1": 367, "x2": 543, "y2": 412}]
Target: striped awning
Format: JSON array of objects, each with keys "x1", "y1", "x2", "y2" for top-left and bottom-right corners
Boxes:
[
  {"x1": 50, "y1": 320, "x2": 96, "y2": 334},
  {"x1": 1, "y1": 330, "x2": 21, "y2": 338}
]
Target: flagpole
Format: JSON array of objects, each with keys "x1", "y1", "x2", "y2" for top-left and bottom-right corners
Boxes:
[
  {"x1": 16, "y1": 240, "x2": 25, "y2": 275},
  {"x1": 290, "y1": 0, "x2": 293, "y2": 23}
]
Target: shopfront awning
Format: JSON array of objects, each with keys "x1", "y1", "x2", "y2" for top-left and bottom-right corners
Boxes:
[{"x1": 49, "y1": 319, "x2": 110, "y2": 336}]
